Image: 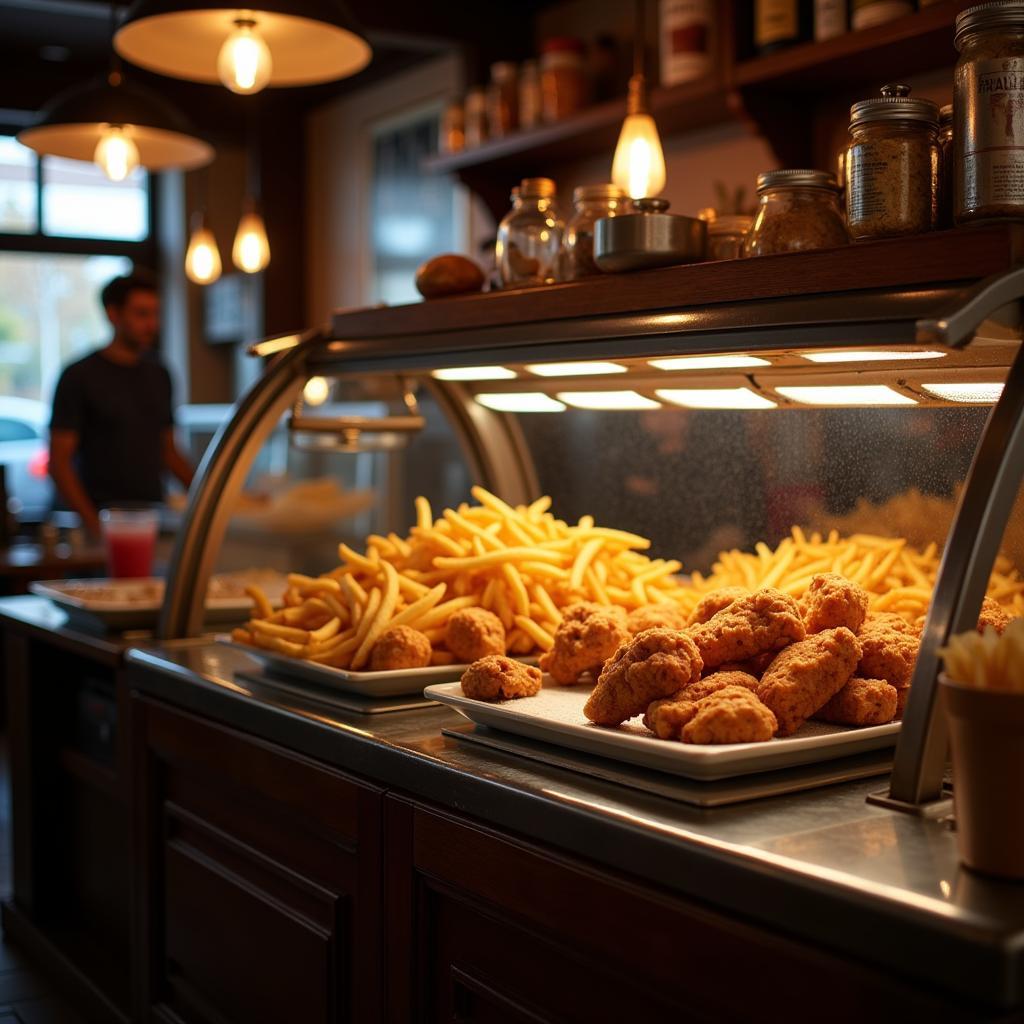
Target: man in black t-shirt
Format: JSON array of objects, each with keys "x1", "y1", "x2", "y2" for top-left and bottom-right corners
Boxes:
[{"x1": 49, "y1": 272, "x2": 194, "y2": 536}]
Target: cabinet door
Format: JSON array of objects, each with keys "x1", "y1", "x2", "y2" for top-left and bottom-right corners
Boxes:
[{"x1": 134, "y1": 696, "x2": 382, "y2": 1024}]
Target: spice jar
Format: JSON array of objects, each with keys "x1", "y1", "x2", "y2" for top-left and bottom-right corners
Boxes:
[
  {"x1": 496, "y1": 178, "x2": 564, "y2": 288},
  {"x1": 939, "y1": 103, "x2": 954, "y2": 228},
  {"x1": 743, "y1": 170, "x2": 849, "y2": 256},
  {"x1": 707, "y1": 214, "x2": 754, "y2": 260},
  {"x1": 954, "y1": 3, "x2": 1024, "y2": 224},
  {"x1": 464, "y1": 87, "x2": 488, "y2": 147},
  {"x1": 851, "y1": 0, "x2": 912, "y2": 30},
  {"x1": 845, "y1": 83, "x2": 940, "y2": 240},
  {"x1": 486, "y1": 62, "x2": 518, "y2": 139},
  {"x1": 541, "y1": 38, "x2": 587, "y2": 122},
  {"x1": 518, "y1": 60, "x2": 542, "y2": 130},
  {"x1": 563, "y1": 184, "x2": 629, "y2": 279},
  {"x1": 440, "y1": 102, "x2": 464, "y2": 154}
]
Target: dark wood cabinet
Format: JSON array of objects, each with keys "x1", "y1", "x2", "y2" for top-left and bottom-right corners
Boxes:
[{"x1": 133, "y1": 697, "x2": 383, "y2": 1024}]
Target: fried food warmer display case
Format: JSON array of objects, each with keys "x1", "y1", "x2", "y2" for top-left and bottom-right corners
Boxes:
[{"x1": 161, "y1": 225, "x2": 1024, "y2": 816}]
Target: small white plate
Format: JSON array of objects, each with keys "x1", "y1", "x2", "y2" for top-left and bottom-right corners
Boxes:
[{"x1": 425, "y1": 679, "x2": 901, "y2": 781}]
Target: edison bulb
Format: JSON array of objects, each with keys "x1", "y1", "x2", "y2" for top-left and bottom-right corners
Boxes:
[
  {"x1": 303, "y1": 376, "x2": 330, "y2": 406},
  {"x1": 94, "y1": 125, "x2": 139, "y2": 182},
  {"x1": 218, "y1": 20, "x2": 273, "y2": 95},
  {"x1": 611, "y1": 112, "x2": 666, "y2": 200},
  {"x1": 232, "y1": 210, "x2": 270, "y2": 273},
  {"x1": 185, "y1": 224, "x2": 222, "y2": 285}
]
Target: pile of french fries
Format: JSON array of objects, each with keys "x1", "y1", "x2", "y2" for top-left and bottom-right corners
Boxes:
[
  {"x1": 676, "y1": 526, "x2": 1024, "y2": 624},
  {"x1": 232, "y1": 486, "x2": 693, "y2": 670},
  {"x1": 943, "y1": 619, "x2": 1024, "y2": 690}
]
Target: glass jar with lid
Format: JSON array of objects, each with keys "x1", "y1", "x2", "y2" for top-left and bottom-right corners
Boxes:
[
  {"x1": 496, "y1": 178, "x2": 565, "y2": 288},
  {"x1": 563, "y1": 184, "x2": 629, "y2": 279},
  {"x1": 540, "y1": 38, "x2": 587, "y2": 122},
  {"x1": 464, "y1": 87, "x2": 488, "y2": 148},
  {"x1": 954, "y1": 3, "x2": 1024, "y2": 223},
  {"x1": 845, "y1": 83, "x2": 940, "y2": 240},
  {"x1": 707, "y1": 214, "x2": 754, "y2": 260},
  {"x1": 743, "y1": 170, "x2": 849, "y2": 257},
  {"x1": 486, "y1": 62, "x2": 518, "y2": 139},
  {"x1": 938, "y1": 103, "x2": 953, "y2": 229}
]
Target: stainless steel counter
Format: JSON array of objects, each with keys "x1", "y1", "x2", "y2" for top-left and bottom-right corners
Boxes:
[{"x1": 121, "y1": 638, "x2": 1024, "y2": 1012}]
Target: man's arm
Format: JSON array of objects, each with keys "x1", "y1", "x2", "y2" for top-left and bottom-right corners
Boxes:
[
  {"x1": 49, "y1": 429, "x2": 101, "y2": 537},
  {"x1": 161, "y1": 428, "x2": 194, "y2": 491}
]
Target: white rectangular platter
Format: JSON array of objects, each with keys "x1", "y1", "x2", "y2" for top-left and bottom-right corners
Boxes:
[{"x1": 425, "y1": 680, "x2": 901, "y2": 781}]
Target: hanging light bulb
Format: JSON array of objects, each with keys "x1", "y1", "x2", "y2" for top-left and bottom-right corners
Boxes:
[
  {"x1": 185, "y1": 212, "x2": 222, "y2": 285},
  {"x1": 217, "y1": 20, "x2": 273, "y2": 95},
  {"x1": 303, "y1": 377, "x2": 330, "y2": 406},
  {"x1": 611, "y1": 74, "x2": 666, "y2": 200},
  {"x1": 232, "y1": 204, "x2": 270, "y2": 273},
  {"x1": 93, "y1": 123, "x2": 139, "y2": 182}
]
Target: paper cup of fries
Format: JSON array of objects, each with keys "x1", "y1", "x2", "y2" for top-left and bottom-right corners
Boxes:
[{"x1": 941, "y1": 620, "x2": 1024, "y2": 880}]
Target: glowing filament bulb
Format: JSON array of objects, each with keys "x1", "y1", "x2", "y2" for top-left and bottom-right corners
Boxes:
[
  {"x1": 185, "y1": 218, "x2": 222, "y2": 285},
  {"x1": 612, "y1": 112, "x2": 666, "y2": 200},
  {"x1": 94, "y1": 125, "x2": 139, "y2": 182},
  {"x1": 232, "y1": 208, "x2": 270, "y2": 273},
  {"x1": 218, "y1": 20, "x2": 273, "y2": 95}
]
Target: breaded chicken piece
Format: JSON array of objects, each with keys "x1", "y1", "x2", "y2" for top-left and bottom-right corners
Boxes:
[
  {"x1": 814, "y1": 676, "x2": 897, "y2": 726},
  {"x1": 716, "y1": 650, "x2": 777, "y2": 679},
  {"x1": 445, "y1": 608, "x2": 505, "y2": 663},
  {"x1": 896, "y1": 686, "x2": 910, "y2": 718},
  {"x1": 857, "y1": 612, "x2": 920, "y2": 689},
  {"x1": 650, "y1": 686, "x2": 778, "y2": 744},
  {"x1": 584, "y1": 627, "x2": 702, "y2": 726},
  {"x1": 460, "y1": 655, "x2": 542, "y2": 701},
  {"x1": 688, "y1": 586, "x2": 749, "y2": 626},
  {"x1": 802, "y1": 573, "x2": 869, "y2": 634},
  {"x1": 369, "y1": 625, "x2": 432, "y2": 671},
  {"x1": 756, "y1": 627, "x2": 861, "y2": 735},
  {"x1": 627, "y1": 602, "x2": 688, "y2": 635},
  {"x1": 688, "y1": 588, "x2": 805, "y2": 670},
  {"x1": 540, "y1": 603, "x2": 629, "y2": 685},
  {"x1": 642, "y1": 670, "x2": 759, "y2": 731},
  {"x1": 978, "y1": 596, "x2": 1013, "y2": 635}
]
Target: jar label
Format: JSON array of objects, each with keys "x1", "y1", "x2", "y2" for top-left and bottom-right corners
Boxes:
[{"x1": 963, "y1": 57, "x2": 1024, "y2": 212}]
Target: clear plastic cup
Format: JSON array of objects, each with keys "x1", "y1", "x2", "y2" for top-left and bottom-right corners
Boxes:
[{"x1": 100, "y1": 507, "x2": 159, "y2": 579}]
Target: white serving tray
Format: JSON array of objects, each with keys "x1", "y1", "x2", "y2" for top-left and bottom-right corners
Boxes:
[{"x1": 425, "y1": 680, "x2": 901, "y2": 781}]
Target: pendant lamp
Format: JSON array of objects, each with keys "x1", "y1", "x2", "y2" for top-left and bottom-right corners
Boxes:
[
  {"x1": 18, "y1": 70, "x2": 213, "y2": 178},
  {"x1": 233, "y1": 199, "x2": 270, "y2": 273},
  {"x1": 185, "y1": 210, "x2": 222, "y2": 284},
  {"x1": 114, "y1": 0, "x2": 371, "y2": 95}
]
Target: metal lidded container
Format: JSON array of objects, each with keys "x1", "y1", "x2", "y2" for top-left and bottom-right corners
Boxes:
[
  {"x1": 743, "y1": 169, "x2": 849, "y2": 256},
  {"x1": 593, "y1": 197, "x2": 707, "y2": 272}
]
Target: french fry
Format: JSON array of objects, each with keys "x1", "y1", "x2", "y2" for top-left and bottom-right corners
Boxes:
[
  {"x1": 244, "y1": 584, "x2": 273, "y2": 620},
  {"x1": 514, "y1": 615, "x2": 554, "y2": 651}
]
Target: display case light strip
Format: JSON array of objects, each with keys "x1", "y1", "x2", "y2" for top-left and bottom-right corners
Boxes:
[
  {"x1": 476, "y1": 392, "x2": 566, "y2": 412},
  {"x1": 655, "y1": 387, "x2": 777, "y2": 409},
  {"x1": 432, "y1": 366, "x2": 517, "y2": 381},
  {"x1": 775, "y1": 385, "x2": 917, "y2": 406},
  {"x1": 920, "y1": 382, "x2": 1004, "y2": 403},
  {"x1": 526, "y1": 361, "x2": 627, "y2": 377},
  {"x1": 557, "y1": 391, "x2": 661, "y2": 410},
  {"x1": 801, "y1": 350, "x2": 947, "y2": 364},
  {"x1": 647, "y1": 354, "x2": 771, "y2": 371}
]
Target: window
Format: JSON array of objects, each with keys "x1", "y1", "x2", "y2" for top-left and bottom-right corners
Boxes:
[
  {"x1": 42, "y1": 155, "x2": 148, "y2": 241},
  {"x1": 0, "y1": 136, "x2": 37, "y2": 232}
]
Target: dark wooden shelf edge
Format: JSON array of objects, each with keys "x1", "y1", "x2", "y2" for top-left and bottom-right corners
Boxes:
[
  {"x1": 59, "y1": 747, "x2": 123, "y2": 802},
  {"x1": 329, "y1": 224, "x2": 1024, "y2": 339}
]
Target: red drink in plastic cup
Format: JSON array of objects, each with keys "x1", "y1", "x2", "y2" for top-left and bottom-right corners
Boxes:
[{"x1": 100, "y1": 508, "x2": 158, "y2": 579}]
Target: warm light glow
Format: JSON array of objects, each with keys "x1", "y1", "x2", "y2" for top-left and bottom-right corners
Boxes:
[
  {"x1": 776, "y1": 385, "x2": 916, "y2": 406},
  {"x1": 921, "y1": 382, "x2": 1004, "y2": 403},
  {"x1": 432, "y1": 366, "x2": 516, "y2": 381},
  {"x1": 250, "y1": 333, "x2": 300, "y2": 356},
  {"x1": 476, "y1": 393, "x2": 566, "y2": 413},
  {"x1": 611, "y1": 112, "x2": 666, "y2": 199},
  {"x1": 217, "y1": 20, "x2": 273, "y2": 95},
  {"x1": 303, "y1": 376, "x2": 330, "y2": 405},
  {"x1": 232, "y1": 209, "x2": 270, "y2": 273},
  {"x1": 648, "y1": 355, "x2": 771, "y2": 371},
  {"x1": 184, "y1": 224, "x2": 221, "y2": 285},
  {"x1": 802, "y1": 350, "x2": 947, "y2": 364},
  {"x1": 93, "y1": 125, "x2": 139, "y2": 182},
  {"x1": 527, "y1": 361, "x2": 627, "y2": 377},
  {"x1": 557, "y1": 391, "x2": 660, "y2": 410},
  {"x1": 656, "y1": 387, "x2": 777, "y2": 410}
]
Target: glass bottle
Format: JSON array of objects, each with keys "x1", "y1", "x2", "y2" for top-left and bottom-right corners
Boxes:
[
  {"x1": 440, "y1": 102, "x2": 464, "y2": 154},
  {"x1": 754, "y1": 0, "x2": 809, "y2": 54},
  {"x1": 563, "y1": 184, "x2": 629, "y2": 280},
  {"x1": 707, "y1": 214, "x2": 754, "y2": 260},
  {"x1": 518, "y1": 60, "x2": 542, "y2": 130},
  {"x1": 486, "y1": 62, "x2": 518, "y2": 139},
  {"x1": 464, "y1": 87, "x2": 488, "y2": 148},
  {"x1": 496, "y1": 178, "x2": 564, "y2": 288},
  {"x1": 743, "y1": 169, "x2": 849, "y2": 257},
  {"x1": 540, "y1": 38, "x2": 587, "y2": 122}
]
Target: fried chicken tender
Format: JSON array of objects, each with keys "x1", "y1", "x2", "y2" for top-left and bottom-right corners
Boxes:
[
  {"x1": 369, "y1": 625, "x2": 432, "y2": 671},
  {"x1": 627, "y1": 602, "x2": 688, "y2": 634},
  {"x1": 584, "y1": 627, "x2": 702, "y2": 726},
  {"x1": 642, "y1": 670, "x2": 759, "y2": 731},
  {"x1": 540, "y1": 603, "x2": 629, "y2": 685},
  {"x1": 460, "y1": 655, "x2": 542, "y2": 701},
  {"x1": 688, "y1": 586, "x2": 749, "y2": 626},
  {"x1": 688, "y1": 588, "x2": 805, "y2": 670},
  {"x1": 802, "y1": 573, "x2": 869, "y2": 634},
  {"x1": 814, "y1": 676, "x2": 897, "y2": 726},
  {"x1": 716, "y1": 650, "x2": 776, "y2": 679},
  {"x1": 978, "y1": 597, "x2": 1013, "y2": 635},
  {"x1": 756, "y1": 627, "x2": 861, "y2": 735},
  {"x1": 650, "y1": 686, "x2": 778, "y2": 744},
  {"x1": 445, "y1": 608, "x2": 506, "y2": 663},
  {"x1": 857, "y1": 612, "x2": 920, "y2": 689}
]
